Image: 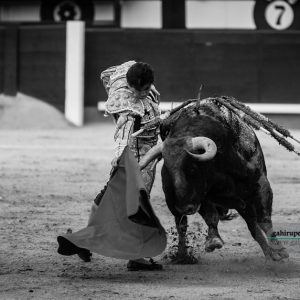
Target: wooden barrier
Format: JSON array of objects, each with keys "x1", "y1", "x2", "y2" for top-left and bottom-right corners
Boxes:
[
  {"x1": 1, "y1": 26, "x2": 300, "y2": 113},
  {"x1": 0, "y1": 27, "x2": 4, "y2": 94},
  {"x1": 18, "y1": 25, "x2": 66, "y2": 108},
  {"x1": 84, "y1": 29, "x2": 300, "y2": 107}
]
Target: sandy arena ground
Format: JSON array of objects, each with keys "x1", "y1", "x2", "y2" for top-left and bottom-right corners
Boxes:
[{"x1": 0, "y1": 94, "x2": 300, "y2": 299}]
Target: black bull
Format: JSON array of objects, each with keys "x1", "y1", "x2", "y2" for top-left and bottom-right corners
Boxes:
[{"x1": 140, "y1": 103, "x2": 289, "y2": 262}]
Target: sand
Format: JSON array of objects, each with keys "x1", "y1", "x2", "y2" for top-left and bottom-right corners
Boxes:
[
  {"x1": 0, "y1": 95, "x2": 299, "y2": 299},
  {"x1": 0, "y1": 93, "x2": 71, "y2": 129}
]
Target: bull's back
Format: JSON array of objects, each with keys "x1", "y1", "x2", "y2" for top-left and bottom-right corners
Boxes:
[{"x1": 162, "y1": 103, "x2": 267, "y2": 176}]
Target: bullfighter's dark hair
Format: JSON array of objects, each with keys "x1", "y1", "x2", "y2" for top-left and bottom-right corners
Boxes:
[{"x1": 126, "y1": 62, "x2": 154, "y2": 91}]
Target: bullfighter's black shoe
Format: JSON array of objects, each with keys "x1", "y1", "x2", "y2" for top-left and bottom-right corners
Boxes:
[{"x1": 127, "y1": 258, "x2": 163, "y2": 271}]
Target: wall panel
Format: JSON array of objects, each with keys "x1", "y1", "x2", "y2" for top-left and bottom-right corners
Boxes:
[
  {"x1": 18, "y1": 25, "x2": 66, "y2": 108},
  {"x1": 85, "y1": 29, "x2": 300, "y2": 107},
  {"x1": 0, "y1": 27, "x2": 4, "y2": 93},
  {"x1": 259, "y1": 33, "x2": 300, "y2": 102}
]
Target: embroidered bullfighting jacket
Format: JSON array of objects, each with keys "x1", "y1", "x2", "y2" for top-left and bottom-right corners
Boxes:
[{"x1": 100, "y1": 60, "x2": 161, "y2": 194}]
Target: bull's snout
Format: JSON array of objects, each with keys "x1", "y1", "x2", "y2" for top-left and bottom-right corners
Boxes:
[{"x1": 175, "y1": 204, "x2": 201, "y2": 215}]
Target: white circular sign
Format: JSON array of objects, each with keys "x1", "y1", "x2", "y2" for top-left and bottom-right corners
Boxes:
[
  {"x1": 53, "y1": 1, "x2": 82, "y2": 22},
  {"x1": 265, "y1": 0, "x2": 294, "y2": 30}
]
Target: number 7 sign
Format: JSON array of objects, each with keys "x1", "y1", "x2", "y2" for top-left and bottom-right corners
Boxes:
[
  {"x1": 265, "y1": 1, "x2": 294, "y2": 29},
  {"x1": 254, "y1": 0, "x2": 300, "y2": 30}
]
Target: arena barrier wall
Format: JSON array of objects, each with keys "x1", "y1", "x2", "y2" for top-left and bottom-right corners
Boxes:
[
  {"x1": 0, "y1": 25, "x2": 19, "y2": 96},
  {"x1": 0, "y1": 24, "x2": 66, "y2": 109},
  {"x1": 1, "y1": 26, "x2": 300, "y2": 111},
  {"x1": 18, "y1": 25, "x2": 66, "y2": 109},
  {"x1": 84, "y1": 29, "x2": 300, "y2": 107},
  {"x1": 0, "y1": 27, "x2": 4, "y2": 94}
]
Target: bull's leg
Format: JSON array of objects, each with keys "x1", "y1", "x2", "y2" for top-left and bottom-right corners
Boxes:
[
  {"x1": 199, "y1": 203, "x2": 224, "y2": 252},
  {"x1": 162, "y1": 165, "x2": 197, "y2": 264},
  {"x1": 238, "y1": 202, "x2": 287, "y2": 261},
  {"x1": 255, "y1": 176, "x2": 289, "y2": 261},
  {"x1": 237, "y1": 204, "x2": 273, "y2": 259},
  {"x1": 175, "y1": 215, "x2": 188, "y2": 257},
  {"x1": 173, "y1": 215, "x2": 198, "y2": 264}
]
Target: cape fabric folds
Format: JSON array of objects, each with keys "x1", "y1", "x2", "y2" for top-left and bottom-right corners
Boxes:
[{"x1": 57, "y1": 146, "x2": 167, "y2": 260}]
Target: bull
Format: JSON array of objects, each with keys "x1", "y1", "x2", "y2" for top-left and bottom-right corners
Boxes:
[{"x1": 140, "y1": 99, "x2": 289, "y2": 262}]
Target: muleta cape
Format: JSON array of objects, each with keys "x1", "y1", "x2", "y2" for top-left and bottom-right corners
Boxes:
[{"x1": 57, "y1": 147, "x2": 167, "y2": 260}]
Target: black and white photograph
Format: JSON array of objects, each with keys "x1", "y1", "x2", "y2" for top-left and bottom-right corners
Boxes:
[{"x1": 0, "y1": 0, "x2": 300, "y2": 299}]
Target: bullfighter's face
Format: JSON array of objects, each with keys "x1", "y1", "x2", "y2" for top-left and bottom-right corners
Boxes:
[{"x1": 128, "y1": 83, "x2": 151, "y2": 99}]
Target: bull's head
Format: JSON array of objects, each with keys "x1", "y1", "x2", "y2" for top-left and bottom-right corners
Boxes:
[{"x1": 140, "y1": 136, "x2": 217, "y2": 215}]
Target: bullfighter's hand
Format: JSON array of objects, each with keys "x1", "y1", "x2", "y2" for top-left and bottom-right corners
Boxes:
[
  {"x1": 111, "y1": 157, "x2": 119, "y2": 167},
  {"x1": 161, "y1": 111, "x2": 171, "y2": 120}
]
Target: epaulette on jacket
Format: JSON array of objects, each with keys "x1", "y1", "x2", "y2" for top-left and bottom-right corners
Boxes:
[
  {"x1": 109, "y1": 60, "x2": 136, "y2": 86},
  {"x1": 105, "y1": 88, "x2": 145, "y2": 116}
]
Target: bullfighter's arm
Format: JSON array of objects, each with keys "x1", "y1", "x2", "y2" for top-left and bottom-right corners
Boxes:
[{"x1": 111, "y1": 112, "x2": 135, "y2": 166}]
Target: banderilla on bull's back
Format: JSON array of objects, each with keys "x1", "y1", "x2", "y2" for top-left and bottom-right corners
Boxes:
[
  {"x1": 213, "y1": 96, "x2": 300, "y2": 156},
  {"x1": 132, "y1": 98, "x2": 199, "y2": 137},
  {"x1": 133, "y1": 92, "x2": 300, "y2": 156}
]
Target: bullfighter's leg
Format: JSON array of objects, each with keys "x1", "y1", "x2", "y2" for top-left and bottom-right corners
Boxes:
[
  {"x1": 199, "y1": 203, "x2": 224, "y2": 252},
  {"x1": 87, "y1": 166, "x2": 118, "y2": 225},
  {"x1": 255, "y1": 175, "x2": 289, "y2": 261},
  {"x1": 126, "y1": 154, "x2": 163, "y2": 271},
  {"x1": 140, "y1": 159, "x2": 157, "y2": 195}
]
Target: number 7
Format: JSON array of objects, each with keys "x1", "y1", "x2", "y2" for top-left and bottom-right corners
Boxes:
[{"x1": 275, "y1": 5, "x2": 285, "y2": 25}]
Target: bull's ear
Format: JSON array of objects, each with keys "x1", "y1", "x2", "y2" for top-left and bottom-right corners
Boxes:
[{"x1": 159, "y1": 122, "x2": 170, "y2": 141}]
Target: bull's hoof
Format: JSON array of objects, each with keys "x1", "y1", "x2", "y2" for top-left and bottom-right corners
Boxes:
[
  {"x1": 127, "y1": 259, "x2": 163, "y2": 271},
  {"x1": 219, "y1": 209, "x2": 239, "y2": 221},
  {"x1": 170, "y1": 253, "x2": 198, "y2": 264},
  {"x1": 267, "y1": 247, "x2": 289, "y2": 262},
  {"x1": 205, "y1": 237, "x2": 224, "y2": 252}
]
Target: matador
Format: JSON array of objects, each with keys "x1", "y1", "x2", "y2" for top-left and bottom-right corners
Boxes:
[{"x1": 90, "y1": 60, "x2": 166, "y2": 271}]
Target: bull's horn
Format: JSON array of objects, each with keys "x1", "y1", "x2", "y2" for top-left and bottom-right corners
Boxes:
[
  {"x1": 185, "y1": 137, "x2": 217, "y2": 161},
  {"x1": 139, "y1": 142, "x2": 164, "y2": 170}
]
